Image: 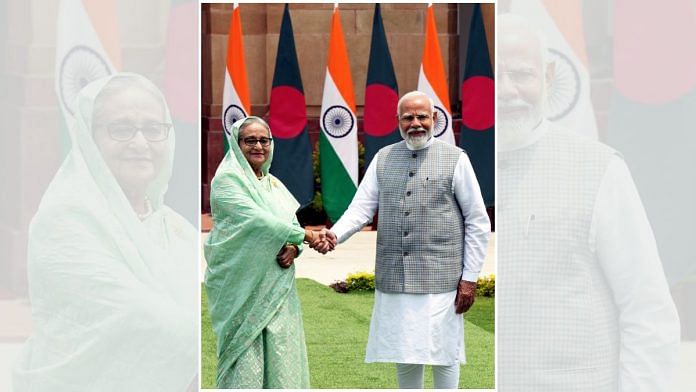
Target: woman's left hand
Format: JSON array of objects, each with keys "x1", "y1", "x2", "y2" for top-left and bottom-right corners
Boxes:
[{"x1": 276, "y1": 244, "x2": 298, "y2": 268}]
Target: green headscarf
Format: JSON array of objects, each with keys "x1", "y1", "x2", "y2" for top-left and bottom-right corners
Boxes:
[
  {"x1": 204, "y1": 116, "x2": 305, "y2": 384},
  {"x1": 14, "y1": 73, "x2": 197, "y2": 392}
]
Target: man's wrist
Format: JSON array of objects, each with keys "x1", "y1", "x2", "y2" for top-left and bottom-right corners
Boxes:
[{"x1": 461, "y1": 271, "x2": 479, "y2": 282}]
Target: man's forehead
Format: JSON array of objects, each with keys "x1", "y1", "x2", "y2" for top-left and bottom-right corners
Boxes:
[
  {"x1": 499, "y1": 59, "x2": 540, "y2": 73},
  {"x1": 400, "y1": 97, "x2": 431, "y2": 111},
  {"x1": 499, "y1": 39, "x2": 543, "y2": 70}
]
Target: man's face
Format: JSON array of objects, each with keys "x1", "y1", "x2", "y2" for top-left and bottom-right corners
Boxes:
[
  {"x1": 398, "y1": 96, "x2": 436, "y2": 148},
  {"x1": 498, "y1": 27, "x2": 547, "y2": 136},
  {"x1": 92, "y1": 88, "x2": 168, "y2": 194}
]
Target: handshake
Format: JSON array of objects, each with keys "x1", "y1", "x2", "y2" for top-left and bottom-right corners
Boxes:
[
  {"x1": 304, "y1": 228, "x2": 337, "y2": 254},
  {"x1": 276, "y1": 228, "x2": 337, "y2": 269}
]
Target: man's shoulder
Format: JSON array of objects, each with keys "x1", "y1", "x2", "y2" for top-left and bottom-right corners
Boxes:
[
  {"x1": 546, "y1": 123, "x2": 618, "y2": 159},
  {"x1": 431, "y1": 138, "x2": 466, "y2": 155},
  {"x1": 376, "y1": 140, "x2": 407, "y2": 160},
  {"x1": 379, "y1": 140, "x2": 407, "y2": 152}
]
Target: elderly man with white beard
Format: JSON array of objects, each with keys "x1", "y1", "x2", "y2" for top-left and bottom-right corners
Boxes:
[
  {"x1": 497, "y1": 14, "x2": 680, "y2": 392},
  {"x1": 317, "y1": 91, "x2": 490, "y2": 389}
]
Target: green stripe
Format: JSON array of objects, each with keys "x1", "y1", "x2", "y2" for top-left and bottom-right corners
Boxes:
[
  {"x1": 222, "y1": 133, "x2": 230, "y2": 154},
  {"x1": 319, "y1": 132, "x2": 357, "y2": 223}
]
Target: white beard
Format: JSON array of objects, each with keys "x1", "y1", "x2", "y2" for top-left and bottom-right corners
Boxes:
[
  {"x1": 400, "y1": 127, "x2": 432, "y2": 149},
  {"x1": 498, "y1": 98, "x2": 544, "y2": 148}
]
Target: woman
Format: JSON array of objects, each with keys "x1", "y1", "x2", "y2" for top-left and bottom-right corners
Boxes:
[
  {"x1": 13, "y1": 74, "x2": 197, "y2": 391},
  {"x1": 204, "y1": 116, "x2": 327, "y2": 388}
]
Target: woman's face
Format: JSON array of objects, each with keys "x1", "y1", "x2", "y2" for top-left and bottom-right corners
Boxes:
[
  {"x1": 92, "y1": 87, "x2": 169, "y2": 194},
  {"x1": 238, "y1": 122, "x2": 271, "y2": 174}
]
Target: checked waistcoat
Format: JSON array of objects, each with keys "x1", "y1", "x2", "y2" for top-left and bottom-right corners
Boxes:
[
  {"x1": 375, "y1": 140, "x2": 464, "y2": 294},
  {"x1": 498, "y1": 125, "x2": 620, "y2": 391}
]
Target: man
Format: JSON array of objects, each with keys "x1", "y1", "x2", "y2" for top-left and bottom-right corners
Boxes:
[
  {"x1": 497, "y1": 14, "x2": 680, "y2": 391},
  {"x1": 319, "y1": 91, "x2": 491, "y2": 389}
]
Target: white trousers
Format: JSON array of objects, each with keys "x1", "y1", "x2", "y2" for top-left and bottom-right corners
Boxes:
[{"x1": 396, "y1": 363, "x2": 460, "y2": 389}]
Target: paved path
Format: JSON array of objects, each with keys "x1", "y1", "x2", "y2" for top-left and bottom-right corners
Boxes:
[{"x1": 200, "y1": 231, "x2": 496, "y2": 285}]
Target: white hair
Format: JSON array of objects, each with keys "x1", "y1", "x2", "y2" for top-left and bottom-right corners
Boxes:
[
  {"x1": 238, "y1": 116, "x2": 271, "y2": 138},
  {"x1": 397, "y1": 91, "x2": 435, "y2": 115},
  {"x1": 498, "y1": 12, "x2": 550, "y2": 70}
]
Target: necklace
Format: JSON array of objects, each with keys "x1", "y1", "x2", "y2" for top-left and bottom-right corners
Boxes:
[{"x1": 137, "y1": 198, "x2": 153, "y2": 220}]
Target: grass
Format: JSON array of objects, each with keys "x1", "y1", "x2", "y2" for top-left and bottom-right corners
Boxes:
[{"x1": 201, "y1": 278, "x2": 494, "y2": 389}]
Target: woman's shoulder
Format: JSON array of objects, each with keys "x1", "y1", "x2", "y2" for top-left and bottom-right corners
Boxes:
[
  {"x1": 266, "y1": 173, "x2": 293, "y2": 193},
  {"x1": 210, "y1": 162, "x2": 248, "y2": 192},
  {"x1": 158, "y1": 206, "x2": 198, "y2": 239}
]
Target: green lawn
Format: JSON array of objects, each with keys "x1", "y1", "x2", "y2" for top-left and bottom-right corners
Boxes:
[{"x1": 201, "y1": 278, "x2": 494, "y2": 389}]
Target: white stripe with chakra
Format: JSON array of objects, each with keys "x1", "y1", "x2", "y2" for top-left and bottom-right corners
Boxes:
[
  {"x1": 418, "y1": 65, "x2": 455, "y2": 145},
  {"x1": 320, "y1": 71, "x2": 358, "y2": 187},
  {"x1": 222, "y1": 70, "x2": 247, "y2": 145}
]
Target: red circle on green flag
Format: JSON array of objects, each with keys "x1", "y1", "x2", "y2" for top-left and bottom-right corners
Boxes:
[
  {"x1": 269, "y1": 86, "x2": 307, "y2": 139},
  {"x1": 364, "y1": 84, "x2": 398, "y2": 136},
  {"x1": 461, "y1": 76, "x2": 494, "y2": 131}
]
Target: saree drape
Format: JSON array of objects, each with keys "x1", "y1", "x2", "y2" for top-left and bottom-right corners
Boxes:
[{"x1": 204, "y1": 116, "x2": 309, "y2": 388}]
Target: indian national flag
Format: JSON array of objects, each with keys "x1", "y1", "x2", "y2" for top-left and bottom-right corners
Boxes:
[
  {"x1": 221, "y1": 2, "x2": 250, "y2": 152},
  {"x1": 418, "y1": 3, "x2": 455, "y2": 145},
  {"x1": 320, "y1": 4, "x2": 358, "y2": 223},
  {"x1": 510, "y1": 0, "x2": 597, "y2": 139},
  {"x1": 55, "y1": 0, "x2": 120, "y2": 123}
]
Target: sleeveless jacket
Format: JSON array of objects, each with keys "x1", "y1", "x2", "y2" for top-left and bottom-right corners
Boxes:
[
  {"x1": 375, "y1": 139, "x2": 464, "y2": 294},
  {"x1": 498, "y1": 124, "x2": 620, "y2": 391}
]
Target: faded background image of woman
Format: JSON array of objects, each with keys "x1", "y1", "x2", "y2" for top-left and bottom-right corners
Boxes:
[{"x1": 13, "y1": 74, "x2": 197, "y2": 391}]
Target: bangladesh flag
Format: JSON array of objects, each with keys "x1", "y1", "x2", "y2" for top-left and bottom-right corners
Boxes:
[
  {"x1": 459, "y1": 4, "x2": 495, "y2": 207},
  {"x1": 268, "y1": 4, "x2": 314, "y2": 207},
  {"x1": 363, "y1": 3, "x2": 400, "y2": 169}
]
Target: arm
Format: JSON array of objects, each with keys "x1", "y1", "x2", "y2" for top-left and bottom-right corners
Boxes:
[
  {"x1": 330, "y1": 152, "x2": 381, "y2": 244},
  {"x1": 591, "y1": 156, "x2": 680, "y2": 391},
  {"x1": 453, "y1": 153, "x2": 491, "y2": 282},
  {"x1": 292, "y1": 215, "x2": 305, "y2": 256},
  {"x1": 453, "y1": 153, "x2": 491, "y2": 313},
  {"x1": 212, "y1": 174, "x2": 314, "y2": 246},
  {"x1": 277, "y1": 216, "x2": 304, "y2": 268}
]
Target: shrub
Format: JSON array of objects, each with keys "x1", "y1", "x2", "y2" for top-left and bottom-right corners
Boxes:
[
  {"x1": 329, "y1": 280, "x2": 349, "y2": 293},
  {"x1": 346, "y1": 271, "x2": 376, "y2": 292},
  {"x1": 329, "y1": 272, "x2": 495, "y2": 297},
  {"x1": 476, "y1": 274, "x2": 495, "y2": 297}
]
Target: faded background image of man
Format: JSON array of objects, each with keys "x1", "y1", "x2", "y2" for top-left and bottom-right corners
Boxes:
[{"x1": 497, "y1": 13, "x2": 680, "y2": 392}]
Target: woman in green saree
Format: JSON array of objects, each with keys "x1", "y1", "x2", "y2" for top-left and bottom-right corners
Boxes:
[{"x1": 204, "y1": 116, "x2": 331, "y2": 388}]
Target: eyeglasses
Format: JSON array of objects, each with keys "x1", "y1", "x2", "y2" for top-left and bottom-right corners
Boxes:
[
  {"x1": 499, "y1": 69, "x2": 540, "y2": 85},
  {"x1": 101, "y1": 123, "x2": 172, "y2": 142},
  {"x1": 239, "y1": 137, "x2": 273, "y2": 147},
  {"x1": 399, "y1": 114, "x2": 431, "y2": 123}
]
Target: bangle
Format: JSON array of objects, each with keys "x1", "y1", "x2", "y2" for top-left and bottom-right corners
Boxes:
[{"x1": 303, "y1": 230, "x2": 314, "y2": 244}]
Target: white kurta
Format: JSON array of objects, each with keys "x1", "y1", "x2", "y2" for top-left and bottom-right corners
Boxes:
[
  {"x1": 592, "y1": 156, "x2": 680, "y2": 391},
  {"x1": 331, "y1": 137, "x2": 490, "y2": 365},
  {"x1": 499, "y1": 120, "x2": 680, "y2": 391}
]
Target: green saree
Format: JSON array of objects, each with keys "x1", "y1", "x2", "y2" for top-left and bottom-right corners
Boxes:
[{"x1": 204, "y1": 117, "x2": 309, "y2": 388}]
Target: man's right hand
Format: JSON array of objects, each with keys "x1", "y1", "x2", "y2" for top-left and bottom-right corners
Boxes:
[
  {"x1": 310, "y1": 229, "x2": 337, "y2": 254},
  {"x1": 454, "y1": 280, "x2": 477, "y2": 314}
]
